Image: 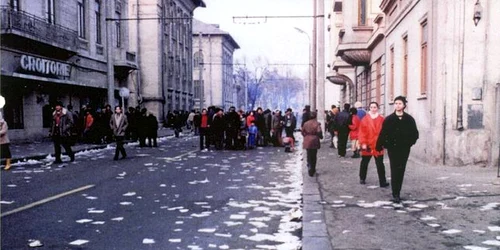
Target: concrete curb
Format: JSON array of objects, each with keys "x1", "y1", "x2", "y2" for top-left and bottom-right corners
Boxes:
[{"x1": 302, "y1": 155, "x2": 333, "y2": 250}]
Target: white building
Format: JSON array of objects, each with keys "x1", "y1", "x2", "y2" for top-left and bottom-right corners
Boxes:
[
  {"x1": 128, "y1": 0, "x2": 205, "y2": 121},
  {"x1": 192, "y1": 19, "x2": 240, "y2": 111},
  {"x1": 328, "y1": 0, "x2": 500, "y2": 168}
]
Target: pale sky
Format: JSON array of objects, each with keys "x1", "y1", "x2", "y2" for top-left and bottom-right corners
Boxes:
[
  {"x1": 194, "y1": 0, "x2": 319, "y2": 78},
  {"x1": 194, "y1": 0, "x2": 339, "y2": 108}
]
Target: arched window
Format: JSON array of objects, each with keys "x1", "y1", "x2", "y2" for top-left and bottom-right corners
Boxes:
[{"x1": 193, "y1": 51, "x2": 204, "y2": 68}]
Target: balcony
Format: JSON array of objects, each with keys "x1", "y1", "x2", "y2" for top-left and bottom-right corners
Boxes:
[
  {"x1": 0, "y1": 7, "x2": 78, "y2": 56},
  {"x1": 114, "y1": 51, "x2": 138, "y2": 79},
  {"x1": 335, "y1": 25, "x2": 373, "y2": 66}
]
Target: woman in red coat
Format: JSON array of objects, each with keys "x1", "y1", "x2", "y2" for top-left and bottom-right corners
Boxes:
[
  {"x1": 348, "y1": 107, "x2": 361, "y2": 158},
  {"x1": 358, "y1": 102, "x2": 389, "y2": 187}
]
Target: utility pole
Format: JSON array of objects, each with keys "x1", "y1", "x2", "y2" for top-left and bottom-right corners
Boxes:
[
  {"x1": 106, "y1": 1, "x2": 115, "y2": 106},
  {"x1": 317, "y1": 0, "x2": 326, "y2": 128},
  {"x1": 198, "y1": 32, "x2": 204, "y2": 110},
  {"x1": 311, "y1": 0, "x2": 317, "y2": 111}
]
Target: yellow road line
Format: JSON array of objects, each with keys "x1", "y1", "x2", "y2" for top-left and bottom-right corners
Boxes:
[{"x1": 1, "y1": 184, "x2": 95, "y2": 217}]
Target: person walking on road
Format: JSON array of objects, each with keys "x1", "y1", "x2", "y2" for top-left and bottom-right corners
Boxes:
[
  {"x1": 0, "y1": 114, "x2": 12, "y2": 170},
  {"x1": 333, "y1": 103, "x2": 351, "y2": 158},
  {"x1": 110, "y1": 106, "x2": 128, "y2": 160},
  {"x1": 302, "y1": 112, "x2": 323, "y2": 177},
  {"x1": 50, "y1": 102, "x2": 75, "y2": 163},
  {"x1": 358, "y1": 102, "x2": 389, "y2": 187},
  {"x1": 376, "y1": 96, "x2": 419, "y2": 203},
  {"x1": 284, "y1": 108, "x2": 297, "y2": 142}
]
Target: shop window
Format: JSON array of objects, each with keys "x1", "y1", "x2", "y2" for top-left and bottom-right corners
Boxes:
[{"x1": 4, "y1": 93, "x2": 24, "y2": 129}]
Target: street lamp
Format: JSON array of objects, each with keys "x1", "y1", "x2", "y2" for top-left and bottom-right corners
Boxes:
[{"x1": 294, "y1": 27, "x2": 312, "y2": 108}]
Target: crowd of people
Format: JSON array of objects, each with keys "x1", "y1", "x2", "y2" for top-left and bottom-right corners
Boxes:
[{"x1": 189, "y1": 106, "x2": 298, "y2": 152}]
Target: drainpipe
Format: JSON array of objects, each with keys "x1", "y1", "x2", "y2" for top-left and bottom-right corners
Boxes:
[
  {"x1": 160, "y1": 0, "x2": 166, "y2": 121},
  {"x1": 136, "y1": 0, "x2": 142, "y2": 106},
  {"x1": 456, "y1": 0, "x2": 466, "y2": 131},
  {"x1": 106, "y1": 1, "x2": 115, "y2": 105}
]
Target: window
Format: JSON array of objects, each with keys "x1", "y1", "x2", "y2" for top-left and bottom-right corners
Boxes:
[
  {"x1": 333, "y1": 1, "x2": 342, "y2": 12},
  {"x1": 115, "y1": 11, "x2": 121, "y2": 47},
  {"x1": 46, "y1": 0, "x2": 55, "y2": 24},
  {"x1": 358, "y1": 0, "x2": 367, "y2": 26},
  {"x1": 375, "y1": 59, "x2": 382, "y2": 104},
  {"x1": 9, "y1": 0, "x2": 19, "y2": 11},
  {"x1": 4, "y1": 92, "x2": 24, "y2": 129},
  {"x1": 420, "y1": 20, "x2": 428, "y2": 95},
  {"x1": 193, "y1": 51, "x2": 204, "y2": 68},
  {"x1": 77, "y1": 0, "x2": 86, "y2": 38},
  {"x1": 402, "y1": 36, "x2": 408, "y2": 97},
  {"x1": 389, "y1": 47, "x2": 394, "y2": 100},
  {"x1": 95, "y1": 0, "x2": 102, "y2": 44}
]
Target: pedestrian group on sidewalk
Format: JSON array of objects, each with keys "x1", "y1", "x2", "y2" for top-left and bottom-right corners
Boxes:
[{"x1": 304, "y1": 96, "x2": 419, "y2": 203}]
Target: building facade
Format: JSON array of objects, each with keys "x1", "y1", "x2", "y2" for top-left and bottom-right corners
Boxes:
[
  {"x1": 192, "y1": 19, "x2": 240, "y2": 111},
  {"x1": 1, "y1": 0, "x2": 137, "y2": 141},
  {"x1": 328, "y1": 0, "x2": 500, "y2": 168},
  {"x1": 128, "y1": 0, "x2": 205, "y2": 122}
]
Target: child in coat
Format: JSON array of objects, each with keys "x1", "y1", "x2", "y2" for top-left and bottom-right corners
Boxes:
[{"x1": 248, "y1": 121, "x2": 258, "y2": 149}]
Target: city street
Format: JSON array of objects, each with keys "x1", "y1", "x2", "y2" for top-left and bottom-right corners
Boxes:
[{"x1": 1, "y1": 135, "x2": 302, "y2": 249}]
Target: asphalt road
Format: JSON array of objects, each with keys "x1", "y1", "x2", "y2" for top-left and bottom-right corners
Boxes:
[{"x1": 1, "y1": 136, "x2": 303, "y2": 249}]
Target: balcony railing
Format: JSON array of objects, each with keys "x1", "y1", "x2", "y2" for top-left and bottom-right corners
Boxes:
[{"x1": 0, "y1": 7, "x2": 78, "y2": 52}]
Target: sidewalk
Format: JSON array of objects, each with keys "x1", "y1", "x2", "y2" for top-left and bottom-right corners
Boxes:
[
  {"x1": 302, "y1": 139, "x2": 500, "y2": 249},
  {"x1": 5, "y1": 128, "x2": 174, "y2": 164}
]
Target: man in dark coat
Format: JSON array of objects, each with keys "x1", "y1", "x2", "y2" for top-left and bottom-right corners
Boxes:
[
  {"x1": 50, "y1": 102, "x2": 75, "y2": 163},
  {"x1": 334, "y1": 103, "x2": 351, "y2": 158},
  {"x1": 284, "y1": 108, "x2": 297, "y2": 142},
  {"x1": 376, "y1": 96, "x2": 419, "y2": 203},
  {"x1": 211, "y1": 108, "x2": 225, "y2": 150},
  {"x1": 224, "y1": 106, "x2": 240, "y2": 150},
  {"x1": 147, "y1": 112, "x2": 158, "y2": 147},
  {"x1": 301, "y1": 105, "x2": 311, "y2": 128},
  {"x1": 254, "y1": 107, "x2": 266, "y2": 146}
]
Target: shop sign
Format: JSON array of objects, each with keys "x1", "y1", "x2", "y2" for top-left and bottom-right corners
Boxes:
[{"x1": 19, "y1": 54, "x2": 71, "y2": 78}]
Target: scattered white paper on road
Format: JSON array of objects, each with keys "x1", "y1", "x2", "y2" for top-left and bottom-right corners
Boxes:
[
  {"x1": 230, "y1": 214, "x2": 246, "y2": 220},
  {"x1": 488, "y1": 226, "x2": 500, "y2": 232},
  {"x1": 480, "y1": 203, "x2": 500, "y2": 211},
  {"x1": 28, "y1": 240, "x2": 43, "y2": 247},
  {"x1": 142, "y1": 238, "x2": 155, "y2": 244},
  {"x1": 76, "y1": 219, "x2": 93, "y2": 223},
  {"x1": 198, "y1": 228, "x2": 216, "y2": 233},
  {"x1": 482, "y1": 240, "x2": 500, "y2": 246},
  {"x1": 69, "y1": 239, "x2": 89, "y2": 246},
  {"x1": 442, "y1": 229, "x2": 462, "y2": 234},
  {"x1": 420, "y1": 215, "x2": 436, "y2": 221},
  {"x1": 463, "y1": 246, "x2": 490, "y2": 250}
]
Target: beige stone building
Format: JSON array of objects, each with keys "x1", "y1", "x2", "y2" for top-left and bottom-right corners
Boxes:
[
  {"x1": 128, "y1": 0, "x2": 205, "y2": 122},
  {"x1": 328, "y1": 0, "x2": 500, "y2": 167},
  {"x1": 192, "y1": 19, "x2": 240, "y2": 111},
  {"x1": 0, "y1": 0, "x2": 137, "y2": 141}
]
